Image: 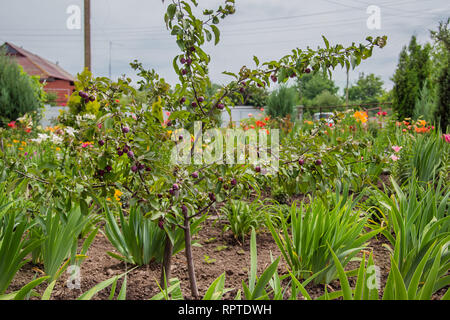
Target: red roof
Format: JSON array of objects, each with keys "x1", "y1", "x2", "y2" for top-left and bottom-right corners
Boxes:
[{"x1": 2, "y1": 42, "x2": 75, "y2": 82}]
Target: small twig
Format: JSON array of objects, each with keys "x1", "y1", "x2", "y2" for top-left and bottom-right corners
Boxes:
[{"x1": 14, "y1": 169, "x2": 49, "y2": 185}]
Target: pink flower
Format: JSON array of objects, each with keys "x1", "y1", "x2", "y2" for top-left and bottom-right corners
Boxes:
[
  {"x1": 390, "y1": 155, "x2": 400, "y2": 161},
  {"x1": 443, "y1": 134, "x2": 450, "y2": 144},
  {"x1": 392, "y1": 146, "x2": 402, "y2": 153},
  {"x1": 97, "y1": 123, "x2": 102, "y2": 129},
  {"x1": 248, "y1": 113, "x2": 253, "y2": 118}
]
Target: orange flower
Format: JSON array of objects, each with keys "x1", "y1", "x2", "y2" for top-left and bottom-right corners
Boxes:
[
  {"x1": 415, "y1": 126, "x2": 429, "y2": 133},
  {"x1": 417, "y1": 120, "x2": 427, "y2": 127},
  {"x1": 353, "y1": 111, "x2": 368, "y2": 123}
]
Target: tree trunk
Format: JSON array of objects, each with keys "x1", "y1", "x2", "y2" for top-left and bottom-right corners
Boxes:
[
  {"x1": 160, "y1": 235, "x2": 173, "y2": 288},
  {"x1": 184, "y1": 213, "x2": 199, "y2": 298}
]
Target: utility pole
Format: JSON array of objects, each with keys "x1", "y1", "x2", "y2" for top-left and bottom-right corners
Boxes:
[{"x1": 84, "y1": 0, "x2": 91, "y2": 71}]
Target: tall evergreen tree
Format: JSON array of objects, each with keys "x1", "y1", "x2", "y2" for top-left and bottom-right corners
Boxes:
[
  {"x1": 392, "y1": 36, "x2": 431, "y2": 120},
  {"x1": 431, "y1": 18, "x2": 450, "y2": 132}
]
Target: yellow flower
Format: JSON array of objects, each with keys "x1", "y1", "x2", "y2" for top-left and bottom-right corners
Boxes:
[
  {"x1": 13, "y1": 139, "x2": 20, "y2": 144},
  {"x1": 6, "y1": 144, "x2": 12, "y2": 147},
  {"x1": 114, "y1": 189, "x2": 122, "y2": 201},
  {"x1": 55, "y1": 147, "x2": 61, "y2": 151},
  {"x1": 18, "y1": 147, "x2": 24, "y2": 151},
  {"x1": 304, "y1": 120, "x2": 313, "y2": 125},
  {"x1": 354, "y1": 111, "x2": 368, "y2": 123},
  {"x1": 21, "y1": 141, "x2": 27, "y2": 146}
]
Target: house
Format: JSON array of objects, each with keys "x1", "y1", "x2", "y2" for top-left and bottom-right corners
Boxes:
[{"x1": 1, "y1": 42, "x2": 75, "y2": 105}]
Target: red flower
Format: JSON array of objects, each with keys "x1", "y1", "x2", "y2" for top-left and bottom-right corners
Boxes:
[
  {"x1": 7, "y1": 121, "x2": 16, "y2": 128},
  {"x1": 255, "y1": 120, "x2": 266, "y2": 128},
  {"x1": 25, "y1": 128, "x2": 31, "y2": 133}
]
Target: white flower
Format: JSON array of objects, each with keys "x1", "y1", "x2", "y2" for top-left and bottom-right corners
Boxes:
[
  {"x1": 65, "y1": 127, "x2": 77, "y2": 137},
  {"x1": 50, "y1": 134, "x2": 63, "y2": 145},
  {"x1": 83, "y1": 113, "x2": 96, "y2": 120},
  {"x1": 30, "y1": 133, "x2": 50, "y2": 144}
]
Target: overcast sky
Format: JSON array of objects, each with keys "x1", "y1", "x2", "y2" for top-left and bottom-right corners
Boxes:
[{"x1": 0, "y1": 0, "x2": 449, "y2": 93}]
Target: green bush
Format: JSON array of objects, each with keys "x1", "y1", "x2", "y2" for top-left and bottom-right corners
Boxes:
[
  {"x1": 0, "y1": 51, "x2": 44, "y2": 126},
  {"x1": 266, "y1": 85, "x2": 298, "y2": 118},
  {"x1": 104, "y1": 202, "x2": 204, "y2": 265},
  {"x1": 311, "y1": 90, "x2": 342, "y2": 107},
  {"x1": 373, "y1": 177, "x2": 450, "y2": 289},
  {"x1": 267, "y1": 194, "x2": 381, "y2": 284},
  {"x1": 220, "y1": 199, "x2": 264, "y2": 242},
  {"x1": 395, "y1": 130, "x2": 448, "y2": 184}
]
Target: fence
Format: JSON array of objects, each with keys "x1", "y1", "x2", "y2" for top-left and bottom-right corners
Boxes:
[{"x1": 297, "y1": 102, "x2": 392, "y2": 120}]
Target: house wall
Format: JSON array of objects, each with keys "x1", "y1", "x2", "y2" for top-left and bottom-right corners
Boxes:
[
  {"x1": 220, "y1": 106, "x2": 262, "y2": 127},
  {"x1": 43, "y1": 80, "x2": 74, "y2": 106}
]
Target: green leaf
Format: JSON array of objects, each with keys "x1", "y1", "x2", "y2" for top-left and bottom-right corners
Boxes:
[
  {"x1": 41, "y1": 280, "x2": 57, "y2": 300},
  {"x1": 14, "y1": 276, "x2": 50, "y2": 300},
  {"x1": 253, "y1": 55, "x2": 260, "y2": 67},
  {"x1": 211, "y1": 25, "x2": 220, "y2": 45},
  {"x1": 167, "y1": 4, "x2": 177, "y2": 20},
  {"x1": 328, "y1": 244, "x2": 353, "y2": 300}
]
